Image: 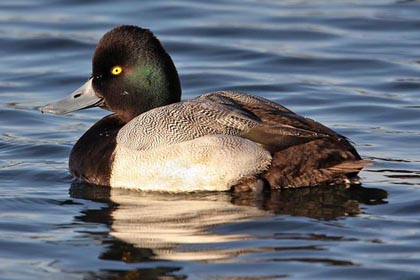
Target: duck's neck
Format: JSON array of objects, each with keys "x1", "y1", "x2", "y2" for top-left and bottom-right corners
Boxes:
[
  {"x1": 119, "y1": 76, "x2": 181, "y2": 123},
  {"x1": 118, "y1": 56, "x2": 182, "y2": 123}
]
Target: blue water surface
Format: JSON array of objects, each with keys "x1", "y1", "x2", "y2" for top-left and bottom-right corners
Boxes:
[{"x1": 1, "y1": 0, "x2": 420, "y2": 279}]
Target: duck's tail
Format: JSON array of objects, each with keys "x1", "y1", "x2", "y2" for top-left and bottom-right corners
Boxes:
[
  {"x1": 326, "y1": 160, "x2": 374, "y2": 174},
  {"x1": 262, "y1": 159, "x2": 374, "y2": 190},
  {"x1": 258, "y1": 134, "x2": 374, "y2": 189}
]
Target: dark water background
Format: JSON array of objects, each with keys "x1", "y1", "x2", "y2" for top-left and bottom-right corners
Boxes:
[{"x1": 1, "y1": 0, "x2": 420, "y2": 279}]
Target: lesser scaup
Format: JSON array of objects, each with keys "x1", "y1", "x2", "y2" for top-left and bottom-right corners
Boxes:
[{"x1": 42, "y1": 25, "x2": 372, "y2": 192}]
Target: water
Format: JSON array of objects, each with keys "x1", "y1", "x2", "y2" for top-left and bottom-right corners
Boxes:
[{"x1": 1, "y1": 0, "x2": 420, "y2": 279}]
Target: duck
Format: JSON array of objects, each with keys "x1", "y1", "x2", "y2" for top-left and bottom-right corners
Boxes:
[{"x1": 41, "y1": 25, "x2": 372, "y2": 192}]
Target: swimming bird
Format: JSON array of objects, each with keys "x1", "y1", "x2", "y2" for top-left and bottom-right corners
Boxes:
[{"x1": 41, "y1": 25, "x2": 372, "y2": 192}]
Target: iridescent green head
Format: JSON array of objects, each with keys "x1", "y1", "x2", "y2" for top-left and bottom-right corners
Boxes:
[{"x1": 42, "y1": 25, "x2": 181, "y2": 122}]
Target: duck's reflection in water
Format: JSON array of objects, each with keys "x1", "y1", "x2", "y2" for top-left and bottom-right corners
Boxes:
[{"x1": 70, "y1": 183, "x2": 387, "y2": 263}]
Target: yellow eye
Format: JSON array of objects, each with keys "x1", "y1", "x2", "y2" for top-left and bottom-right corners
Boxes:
[{"x1": 111, "y1": 65, "x2": 123, "y2": 75}]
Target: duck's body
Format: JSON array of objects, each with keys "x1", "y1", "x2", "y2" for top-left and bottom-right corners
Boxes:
[{"x1": 42, "y1": 25, "x2": 371, "y2": 192}]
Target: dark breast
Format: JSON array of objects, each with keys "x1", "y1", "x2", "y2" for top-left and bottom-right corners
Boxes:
[{"x1": 69, "y1": 114, "x2": 125, "y2": 186}]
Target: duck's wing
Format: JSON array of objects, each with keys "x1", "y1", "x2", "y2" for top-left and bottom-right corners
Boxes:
[
  {"x1": 194, "y1": 91, "x2": 342, "y2": 136},
  {"x1": 118, "y1": 90, "x2": 343, "y2": 153},
  {"x1": 116, "y1": 99, "x2": 263, "y2": 150},
  {"x1": 194, "y1": 91, "x2": 348, "y2": 153}
]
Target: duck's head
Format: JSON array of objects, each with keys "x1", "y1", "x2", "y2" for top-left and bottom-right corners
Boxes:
[{"x1": 42, "y1": 25, "x2": 181, "y2": 122}]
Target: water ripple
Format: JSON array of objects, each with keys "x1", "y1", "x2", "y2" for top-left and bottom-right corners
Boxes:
[{"x1": 1, "y1": 0, "x2": 420, "y2": 279}]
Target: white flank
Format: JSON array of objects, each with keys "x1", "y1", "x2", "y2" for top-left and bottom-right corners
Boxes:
[{"x1": 109, "y1": 135, "x2": 272, "y2": 192}]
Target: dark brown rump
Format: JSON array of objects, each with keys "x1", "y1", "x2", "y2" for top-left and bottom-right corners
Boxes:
[{"x1": 262, "y1": 138, "x2": 370, "y2": 189}]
